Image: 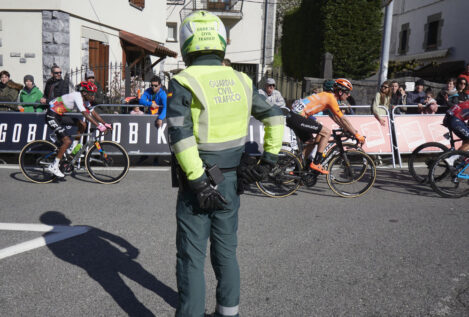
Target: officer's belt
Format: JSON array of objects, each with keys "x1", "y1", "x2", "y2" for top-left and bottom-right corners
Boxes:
[{"x1": 219, "y1": 166, "x2": 238, "y2": 173}]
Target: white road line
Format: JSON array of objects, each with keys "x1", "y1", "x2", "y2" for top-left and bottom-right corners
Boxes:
[
  {"x1": 0, "y1": 223, "x2": 90, "y2": 260},
  {"x1": 0, "y1": 223, "x2": 69, "y2": 232},
  {"x1": 0, "y1": 165, "x2": 170, "y2": 171},
  {"x1": 0, "y1": 165, "x2": 21, "y2": 169}
]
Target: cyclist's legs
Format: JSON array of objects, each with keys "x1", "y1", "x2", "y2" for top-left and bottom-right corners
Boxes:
[
  {"x1": 286, "y1": 112, "x2": 327, "y2": 167},
  {"x1": 314, "y1": 125, "x2": 330, "y2": 154},
  {"x1": 447, "y1": 116, "x2": 469, "y2": 151},
  {"x1": 45, "y1": 110, "x2": 74, "y2": 160}
]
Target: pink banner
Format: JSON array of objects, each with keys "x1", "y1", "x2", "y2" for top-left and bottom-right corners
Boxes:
[
  {"x1": 316, "y1": 115, "x2": 393, "y2": 154},
  {"x1": 393, "y1": 115, "x2": 451, "y2": 153}
]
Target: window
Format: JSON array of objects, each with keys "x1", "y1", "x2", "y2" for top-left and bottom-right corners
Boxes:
[
  {"x1": 167, "y1": 23, "x2": 177, "y2": 42},
  {"x1": 423, "y1": 13, "x2": 443, "y2": 51},
  {"x1": 398, "y1": 23, "x2": 410, "y2": 55},
  {"x1": 129, "y1": 0, "x2": 145, "y2": 10}
]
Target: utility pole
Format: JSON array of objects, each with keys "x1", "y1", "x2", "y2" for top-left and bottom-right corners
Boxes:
[
  {"x1": 378, "y1": 0, "x2": 394, "y2": 87},
  {"x1": 261, "y1": 0, "x2": 268, "y2": 77}
]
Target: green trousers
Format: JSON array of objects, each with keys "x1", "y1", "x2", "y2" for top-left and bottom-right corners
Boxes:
[{"x1": 175, "y1": 171, "x2": 240, "y2": 317}]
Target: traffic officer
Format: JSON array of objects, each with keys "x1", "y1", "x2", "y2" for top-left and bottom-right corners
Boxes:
[{"x1": 166, "y1": 11, "x2": 284, "y2": 317}]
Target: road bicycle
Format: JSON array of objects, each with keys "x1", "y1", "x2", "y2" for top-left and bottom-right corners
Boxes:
[
  {"x1": 428, "y1": 150, "x2": 469, "y2": 198},
  {"x1": 256, "y1": 129, "x2": 377, "y2": 198},
  {"x1": 408, "y1": 127, "x2": 460, "y2": 183},
  {"x1": 19, "y1": 130, "x2": 129, "y2": 184}
]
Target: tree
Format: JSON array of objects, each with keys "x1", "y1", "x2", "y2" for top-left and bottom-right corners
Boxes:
[{"x1": 281, "y1": 0, "x2": 382, "y2": 80}]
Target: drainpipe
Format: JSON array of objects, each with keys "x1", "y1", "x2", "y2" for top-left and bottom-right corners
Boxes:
[{"x1": 261, "y1": 0, "x2": 268, "y2": 78}]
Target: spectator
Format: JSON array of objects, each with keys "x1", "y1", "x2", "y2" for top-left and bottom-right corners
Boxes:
[
  {"x1": 0, "y1": 70, "x2": 23, "y2": 111},
  {"x1": 84, "y1": 70, "x2": 105, "y2": 105},
  {"x1": 41, "y1": 64, "x2": 69, "y2": 104},
  {"x1": 454, "y1": 77, "x2": 469, "y2": 103},
  {"x1": 406, "y1": 79, "x2": 426, "y2": 113},
  {"x1": 371, "y1": 80, "x2": 392, "y2": 126},
  {"x1": 458, "y1": 62, "x2": 469, "y2": 94},
  {"x1": 18, "y1": 75, "x2": 45, "y2": 112},
  {"x1": 258, "y1": 78, "x2": 286, "y2": 108},
  {"x1": 418, "y1": 90, "x2": 439, "y2": 114},
  {"x1": 139, "y1": 75, "x2": 167, "y2": 128},
  {"x1": 436, "y1": 78, "x2": 458, "y2": 112},
  {"x1": 130, "y1": 106, "x2": 144, "y2": 115},
  {"x1": 390, "y1": 80, "x2": 407, "y2": 114},
  {"x1": 222, "y1": 58, "x2": 231, "y2": 66}
]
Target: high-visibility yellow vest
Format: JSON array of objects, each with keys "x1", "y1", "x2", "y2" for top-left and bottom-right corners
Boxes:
[
  {"x1": 173, "y1": 66, "x2": 253, "y2": 151},
  {"x1": 171, "y1": 66, "x2": 253, "y2": 180}
]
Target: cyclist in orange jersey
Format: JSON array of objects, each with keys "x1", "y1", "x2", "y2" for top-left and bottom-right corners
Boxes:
[{"x1": 286, "y1": 78, "x2": 365, "y2": 174}]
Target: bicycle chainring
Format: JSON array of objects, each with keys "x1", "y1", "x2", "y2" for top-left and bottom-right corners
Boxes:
[
  {"x1": 302, "y1": 173, "x2": 318, "y2": 187},
  {"x1": 60, "y1": 160, "x2": 74, "y2": 175}
]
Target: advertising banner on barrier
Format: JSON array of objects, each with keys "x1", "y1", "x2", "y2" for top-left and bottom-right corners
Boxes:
[
  {"x1": 316, "y1": 115, "x2": 393, "y2": 154},
  {"x1": 0, "y1": 113, "x2": 267, "y2": 154},
  {"x1": 393, "y1": 114, "x2": 448, "y2": 153}
]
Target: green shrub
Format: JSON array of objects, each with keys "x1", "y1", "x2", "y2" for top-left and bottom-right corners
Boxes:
[{"x1": 281, "y1": 0, "x2": 382, "y2": 80}]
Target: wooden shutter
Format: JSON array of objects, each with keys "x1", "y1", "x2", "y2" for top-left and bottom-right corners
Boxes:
[
  {"x1": 129, "y1": 0, "x2": 145, "y2": 9},
  {"x1": 88, "y1": 39, "x2": 109, "y2": 91}
]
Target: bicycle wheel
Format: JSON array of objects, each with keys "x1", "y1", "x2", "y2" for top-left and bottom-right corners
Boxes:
[
  {"x1": 19, "y1": 140, "x2": 58, "y2": 183},
  {"x1": 323, "y1": 143, "x2": 364, "y2": 184},
  {"x1": 429, "y1": 150, "x2": 469, "y2": 198},
  {"x1": 85, "y1": 141, "x2": 129, "y2": 184},
  {"x1": 327, "y1": 150, "x2": 376, "y2": 198},
  {"x1": 256, "y1": 149, "x2": 303, "y2": 198},
  {"x1": 408, "y1": 142, "x2": 448, "y2": 183}
]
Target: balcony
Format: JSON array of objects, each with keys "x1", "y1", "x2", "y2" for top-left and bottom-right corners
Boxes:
[{"x1": 180, "y1": 0, "x2": 243, "y2": 21}]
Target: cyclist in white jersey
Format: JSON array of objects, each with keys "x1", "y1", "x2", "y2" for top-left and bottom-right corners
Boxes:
[{"x1": 45, "y1": 81, "x2": 112, "y2": 177}]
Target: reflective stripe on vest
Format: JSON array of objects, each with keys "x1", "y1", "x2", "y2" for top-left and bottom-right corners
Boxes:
[{"x1": 174, "y1": 66, "x2": 253, "y2": 151}]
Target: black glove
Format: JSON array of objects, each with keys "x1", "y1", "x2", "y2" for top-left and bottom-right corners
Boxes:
[
  {"x1": 189, "y1": 178, "x2": 227, "y2": 212},
  {"x1": 239, "y1": 157, "x2": 274, "y2": 184}
]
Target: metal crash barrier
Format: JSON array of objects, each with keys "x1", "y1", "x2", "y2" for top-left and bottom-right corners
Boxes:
[
  {"x1": 392, "y1": 105, "x2": 449, "y2": 167},
  {"x1": 0, "y1": 103, "x2": 449, "y2": 167}
]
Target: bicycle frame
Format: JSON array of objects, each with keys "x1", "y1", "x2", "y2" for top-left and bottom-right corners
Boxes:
[
  {"x1": 294, "y1": 129, "x2": 358, "y2": 170},
  {"x1": 61, "y1": 130, "x2": 106, "y2": 169},
  {"x1": 456, "y1": 162, "x2": 469, "y2": 180}
]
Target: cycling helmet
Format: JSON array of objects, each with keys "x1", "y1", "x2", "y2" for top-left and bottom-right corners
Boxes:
[
  {"x1": 334, "y1": 78, "x2": 353, "y2": 92},
  {"x1": 323, "y1": 80, "x2": 335, "y2": 92},
  {"x1": 78, "y1": 81, "x2": 97, "y2": 93},
  {"x1": 179, "y1": 11, "x2": 227, "y2": 62}
]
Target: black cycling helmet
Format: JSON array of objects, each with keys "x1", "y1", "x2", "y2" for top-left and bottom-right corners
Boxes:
[{"x1": 323, "y1": 80, "x2": 335, "y2": 92}]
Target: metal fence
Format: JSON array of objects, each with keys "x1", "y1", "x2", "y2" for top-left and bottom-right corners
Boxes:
[{"x1": 68, "y1": 63, "x2": 167, "y2": 106}]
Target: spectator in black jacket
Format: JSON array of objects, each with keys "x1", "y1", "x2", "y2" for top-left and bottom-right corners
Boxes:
[
  {"x1": 40, "y1": 64, "x2": 69, "y2": 104},
  {"x1": 390, "y1": 80, "x2": 407, "y2": 114},
  {"x1": 406, "y1": 79, "x2": 426, "y2": 113},
  {"x1": 454, "y1": 77, "x2": 469, "y2": 104}
]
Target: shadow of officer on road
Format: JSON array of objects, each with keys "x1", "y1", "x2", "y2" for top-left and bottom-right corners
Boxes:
[{"x1": 40, "y1": 211, "x2": 177, "y2": 316}]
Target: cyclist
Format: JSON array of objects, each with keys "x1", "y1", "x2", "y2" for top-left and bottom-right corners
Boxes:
[
  {"x1": 443, "y1": 100, "x2": 469, "y2": 160},
  {"x1": 286, "y1": 78, "x2": 366, "y2": 174},
  {"x1": 45, "y1": 81, "x2": 112, "y2": 178}
]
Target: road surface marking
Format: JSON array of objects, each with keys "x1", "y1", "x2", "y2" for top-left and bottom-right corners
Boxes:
[{"x1": 0, "y1": 222, "x2": 90, "y2": 260}]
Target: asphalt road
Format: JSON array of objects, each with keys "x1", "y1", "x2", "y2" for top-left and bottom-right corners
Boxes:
[{"x1": 0, "y1": 166, "x2": 468, "y2": 317}]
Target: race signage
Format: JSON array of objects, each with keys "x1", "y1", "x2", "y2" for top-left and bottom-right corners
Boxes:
[{"x1": 0, "y1": 113, "x2": 266, "y2": 154}]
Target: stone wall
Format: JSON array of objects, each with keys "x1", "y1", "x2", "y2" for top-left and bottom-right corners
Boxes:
[{"x1": 42, "y1": 10, "x2": 70, "y2": 85}]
